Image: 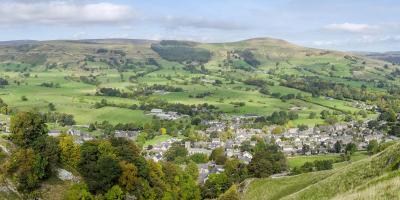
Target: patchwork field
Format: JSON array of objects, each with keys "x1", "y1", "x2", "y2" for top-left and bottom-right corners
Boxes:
[{"x1": 0, "y1": 38, "x2": 396, "y2": 128}]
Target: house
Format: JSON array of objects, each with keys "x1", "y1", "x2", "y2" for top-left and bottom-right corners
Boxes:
[
  {"x1": 197, "y1": 162, "x2": 225, "y2": 184},
  {"x1": 238, "y1": 151, "x2": 253, "y2": 164},
  {"x1": 48, "y1": 130, "x2": 61, "y2": 137},
  {"x1": 150, "y1": 109, "x2": 163, "y2": 114},
  {"x1": 114, "y1": 130, "x2": 140, "y2": 140},
  {"x1": 188, "y1": 148, "x2": 212, "y2": 156}
]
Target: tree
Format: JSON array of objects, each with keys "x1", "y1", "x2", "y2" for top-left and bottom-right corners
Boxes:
[
  {"x1": 32, "y1": 135, "x2": 60, "y2": 175},
  {"x1": 78, "y1": 141, "x2": 122, "y2": 193},
  {"x1": 189, "y1": 153, "x2": 209, "y2": 163},
  {"x1": 297, "y1": 124, "x2": 308, "y2": 131},
  {"x1": 334, "y1": 141, "x2": 342, "y2": 153},
  {"x1": 345, "y1": 143, "x2": 357, "y2": 155},
  {"x1": 300, "y1": 162, "x2": 314, "y2": 173},
  {"x1": 202, "y1": 173, "x2": 230, "y2": 199},
  {"x1": 164, "y1": 142, "x2": 188, "y2": 162},
  {"x1": 367, "y1": 140, "x2": 379, "y2": 155},
  {"x1": 48, "y1": 103, "x2": 56, "y2": 111},
  {"x1": 248, "y1": 142, "x2": 287, "y2": 178},
  {"x1": 59, "y1": 134, "x2": 80, "y2": 168},
  {"x1": 218, "y1": 184, "x2": 240, "y2": 200},
  {"x1": 10, "y1": 111, "x2": 48, "y2": 148},
  {"x1": 224, "y1": 158, "x2": 248, "y2": 183},
  {"x1": 271, "y1": 126, "x2": 284, "y2": 134},
  {"x1": 159, "y1": 127, "x2": 167, "y2": 135},
  {"x1": 105, "y1": 185, "x2": 124, "y2": 200},
  {"x1": 309, "y1": 112, "x2": 317, "y2": 119},
  {"x1": 95, "y1": 156, "x2": 122, "y2": 193},
  {"x1": 248, "y1": 153, "x2": 274, "y2": 177},
  {"x1": 4, "y1": 148, "x2": 48, "y2": 192},
  {"x1": 314, "y1": 160, "x2": 333, "y2": 171},
  {"x1": 302, "y1": 144, "x2": 310, "y2": 155},
  {"x1": 185, "y1": 161, "x2": 199, "y2": 180},
  {"x1": 191, "y1": 117, "x2": 202, "y2": 125},
  {"x1": 210, "y1": 147, "x2": 227, "y2": 165},
  {"x1": 118, "y1": 161, "x2": 138, "y2": 191},
  {"x1": 64, "y1": 184, "x2": 93, "y2": 200}
]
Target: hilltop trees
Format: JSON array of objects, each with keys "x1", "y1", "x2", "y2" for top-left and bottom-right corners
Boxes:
[{"x1": 151, "y1": 41, "x2": 211, "y2": 64}]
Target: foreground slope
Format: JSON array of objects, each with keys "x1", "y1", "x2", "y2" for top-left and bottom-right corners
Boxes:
[{"x1": 243, "y1": 142, "x2": 400, "y2": 200}]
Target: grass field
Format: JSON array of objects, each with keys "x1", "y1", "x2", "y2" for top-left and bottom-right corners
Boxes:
[
  {"x1": 287, "y1": 151, "x2": 369, "y2": 169},
  {"x1": 243, "y1": 143, "x2": 400, "y2": 200}
]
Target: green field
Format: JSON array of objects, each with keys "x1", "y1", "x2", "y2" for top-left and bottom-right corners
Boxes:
[
  {"x1": 287, "y1": 151, "x2": 369, "y2": 169},
  {"x1": 0, "y1": 38, "x2": 394, "y2": 128},
  {"x1": 243, "y1": 143, "x2": 400, "y2": 200}
]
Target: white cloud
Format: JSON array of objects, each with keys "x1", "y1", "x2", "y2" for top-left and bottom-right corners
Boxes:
[
  {"x1": 0, "y1": 1, "x2": 134, "y2": 25},
  {"x1": 324, "y1": 23, "x2": 378, "y2": 33},
  {"x1": 157, "y1": 15, "x2": 249, "y2": 30}
]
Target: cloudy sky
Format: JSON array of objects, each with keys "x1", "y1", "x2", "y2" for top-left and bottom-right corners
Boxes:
[{"x1": 0, "y1": 0, "x2": 399, "y2": 52}]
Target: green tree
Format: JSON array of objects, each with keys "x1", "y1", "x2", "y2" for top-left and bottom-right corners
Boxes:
[
  {"x1": 185, "y1": 161, "x2": 199, "y2": 180},
  {"x1": 202, "y1": 173, "x2": 230, "y2": 199},
  {"x1": 105, "y1": 185, "x2": 124, "y2": 200},
  {"x1": 189, "y1": 153, "x2": 209, "y2": 163},
  {"x1": 10, "y1": 111, "x2": 48, "y2": 148},
  {"x1": 334, "y1": 141, "x2": 342, "y2": 153},
  {"x1": 345, "y1": 143, "x2": 357, "y2": 155},
  {"x1": 224, "y1": 158, "x2": 248, "y2": 183},
  {"x1": 210, "y1": 147, "x2": 227, "y2": 165},
  {"x1": 78, "y1": 141, "x2": 122, "y2": 193},
  {"x1": 163, "y1": 142, "x2": 188, "y2": 162},
  {"x1": 48, "y1": 103, "x2": 56, "y2": 111},
  {"x1": 4, "y1": 148, "x2": 48, "y2": 193},
  {"x1": 367, "y1": 140, "x2": 379, "y2": 155},
  {"x1": 63, "y1": 184, "x2": 93, "y2": 200}
]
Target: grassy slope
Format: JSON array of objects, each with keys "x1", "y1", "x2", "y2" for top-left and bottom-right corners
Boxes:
[{"x1": 243, "y1": 143, "x2": 400, "y2": 200}]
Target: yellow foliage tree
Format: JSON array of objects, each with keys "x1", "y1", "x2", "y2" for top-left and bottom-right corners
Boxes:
[
  {"x1": 59, "y1": 134, "x2": 80, "y2": 169},
  {"x1": 160, "y1": 127, "x2": 167, "y2": 135}
]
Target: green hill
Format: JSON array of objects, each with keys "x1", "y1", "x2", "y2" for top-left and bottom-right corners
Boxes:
[
  {"x1": 0, "y1": 37, "x2": 397, "y2": 126},
  {"x1": 243, "y1": 142, "x2": 400, "y2": 200}
]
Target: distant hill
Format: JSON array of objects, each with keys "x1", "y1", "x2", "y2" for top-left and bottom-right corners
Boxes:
[
  {"x1": 0, "y1": 37, "x2": 397, "y2": 126},
  {"x1": 0, "y1": 40, "x2": 39, "y2": 46},
  {"x1": 356, "y1": 51, "x2": 400, "y2": 64}
]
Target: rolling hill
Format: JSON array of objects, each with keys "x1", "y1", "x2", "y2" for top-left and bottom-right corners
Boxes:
[{"x1": 0, "y1": 37, "x2": 397, "y2": 127}]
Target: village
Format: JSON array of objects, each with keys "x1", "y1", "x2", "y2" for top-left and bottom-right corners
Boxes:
[{"x1": 0, "y1": 111, "x2": 396, "y2": 184}]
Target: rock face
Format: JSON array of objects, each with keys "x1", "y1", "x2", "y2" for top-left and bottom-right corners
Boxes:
[
  {"x1": 0, "y1": 144, "x2": 10, "y2": 155},
  {"x1": 56, "y1": 168, "x2": 79, "y2": 182}
]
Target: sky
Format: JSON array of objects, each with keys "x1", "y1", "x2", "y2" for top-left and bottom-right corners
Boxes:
[{"x1": 0, "y1": 0, "x2": 399, "y2": 52}]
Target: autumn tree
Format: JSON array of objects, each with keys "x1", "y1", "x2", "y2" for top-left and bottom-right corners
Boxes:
[{"x1": 59, "y1": 134, "x2": 80, "y2": 168}]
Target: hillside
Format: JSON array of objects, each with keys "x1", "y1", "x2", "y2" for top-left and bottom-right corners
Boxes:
[
  {"x1": 0, "y1": 37, "x2": 397, "y2": 127},
  {"x1": 359, "y1": 51, "x2": 400, "y2": 64},
  {"x1": 243, "y1": 142, "x2": 400, "y2": 200}
]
